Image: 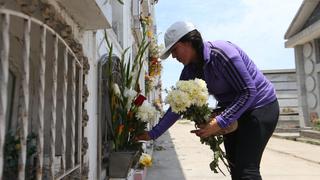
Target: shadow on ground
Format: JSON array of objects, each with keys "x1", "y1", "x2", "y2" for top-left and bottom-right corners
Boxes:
[{"x1": 146, "y1": 130, "x2": 186, "y2": 180}]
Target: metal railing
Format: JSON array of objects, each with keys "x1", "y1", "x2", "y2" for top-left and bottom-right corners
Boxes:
[{"x1": 0, "y1": 8, "x2": 83, "y2": 180}]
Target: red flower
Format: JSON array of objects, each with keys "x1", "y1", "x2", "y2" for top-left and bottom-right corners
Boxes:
[
  {"x1": 151, "y1": 59, "x2": 158, "y2": 65},
  {"x1": 134, "y1": 94, "x2": 147, "y2": 106}
]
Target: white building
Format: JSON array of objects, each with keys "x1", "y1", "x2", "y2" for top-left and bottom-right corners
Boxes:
[
  {"x1": 285, "y1": 0, "x2": 320, "y2": 129},
  {"x1": 0, "y1": 0, "x2": 160, "y2": 179}
]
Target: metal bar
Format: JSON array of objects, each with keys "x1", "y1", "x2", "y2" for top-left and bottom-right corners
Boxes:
[
  {"x1": 70, "y1": 57, "x2": 76, "y2": 167},
  {"x1": 49, "y1": 35, "x2": 58, "y2": 180},
  {"x1": 0, "y1": 8, "x2": 82, "y2": 67},
  {"x1": 97, "y1": 60, "x2": 102, "y2": 180},
  {"x1": 18, "y1": 18, "x2": 31, "y2": 180},
  {"x1": 55, "y1": 164, "x2": 80, "y2": 180},
  {"x1": 60, "y1": 47, "x2": 68, "y2": 172},
  {"x1": 78, "y1": 58, "x2": 83, "y2": 176},
  {"x1": 0, "y1": 12, "x2": 10, "y2": 180},
  {"x1": 36, "y1": 26, "x2": 46, "y2": 180}
]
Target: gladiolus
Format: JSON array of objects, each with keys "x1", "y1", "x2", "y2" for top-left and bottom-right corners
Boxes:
[
  {"x1": 127, "y1": 110, "x2": 134, "y2": 120},
  {"x1": 118, "y1": 124, "x2": 125, "y2": 135},
  {"x1": 134, "y1": 94, "x2": 147, "y2": 106}
]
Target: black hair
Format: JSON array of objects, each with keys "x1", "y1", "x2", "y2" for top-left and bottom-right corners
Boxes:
[
  {"x1": 178, "y1": 29, "x2": 205, "y2": 79},
  {"x1": 178, "y1": 29, "x2": 204, "y2": 62}
]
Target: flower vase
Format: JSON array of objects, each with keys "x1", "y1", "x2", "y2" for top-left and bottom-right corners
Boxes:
[{"x1": 109, "y1": 151, "x2": 139, "y2": 178}]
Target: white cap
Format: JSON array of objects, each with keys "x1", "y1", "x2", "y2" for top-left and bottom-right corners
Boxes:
[{"x1": 159, "y1": 21, "x2": 196, "y2": 59}]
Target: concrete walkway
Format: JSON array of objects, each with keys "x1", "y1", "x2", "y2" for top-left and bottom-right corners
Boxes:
[{"x1": 146, "y1": 121, "x2": 320, "y2": 180}]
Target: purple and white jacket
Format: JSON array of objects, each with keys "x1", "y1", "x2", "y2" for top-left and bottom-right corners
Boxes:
[{"x1": 148, "y1": 40, "x2": 277, "y2": 140}]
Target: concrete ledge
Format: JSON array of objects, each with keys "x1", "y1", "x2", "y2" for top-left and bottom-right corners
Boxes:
[
  {"x1": 272, "y1": 132, "x2": 300, "y2": 140},
  {"x1": 300, "y1": 129, "x2": 320, "y2": 139},
  {"x1": 267, "y1": 137, "x2": 320, "y2": 165},
  {"x1": 273, "y1": 130, "x2": 320, "y2": 146},
  {"x1": 296, "y1": 137, "x2": 320, "y2": 146},
  {"x1": 134, "y1": 167, "x2": 147, "y2": 180},
  {"x1": 56, "y1": 0, "x2": 110, "y2": 30},
  {"x1": 274, "y1": 127, "x2": 300, "y2": 133}
]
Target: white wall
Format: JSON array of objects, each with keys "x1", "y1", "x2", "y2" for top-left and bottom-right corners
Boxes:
[
  {"x1": 80, "y1": 0, "x2": 155, "y2": 178},
  {"x1": 82, "y1": 31, "x2": 99, "y2": 180}
]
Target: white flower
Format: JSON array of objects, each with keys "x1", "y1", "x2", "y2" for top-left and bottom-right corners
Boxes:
[
  {"x1": 165, "y1": 89, "x2": 192, "y2": 113},
  {"x1": 124, "y1": 88, "x2": 137, "y2": 98},
  {"x1": 165, "y1": 79, "x2": 209, "y2": 113},
  {"x1": 112, "y1": 83, "x2": 121, "y2": 97},
  {"x1": 136, "y1": 101, "x2": 159, "y2": 123},
  {"x1": 124, "y1": 88, "x2": 137, "y2": 110},
  {"x1": 194, "y1": 78, "x2": 207, "y2": 91}
]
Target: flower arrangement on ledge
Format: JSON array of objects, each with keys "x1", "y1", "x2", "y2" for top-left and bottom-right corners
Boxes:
[{"x1": 104, "y1": 21, "x2": 159, "y2": 152}]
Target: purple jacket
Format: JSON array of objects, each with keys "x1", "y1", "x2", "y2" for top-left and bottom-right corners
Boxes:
[{"x1": 148, "y1": 41, "x2": 277, "y2": 140}]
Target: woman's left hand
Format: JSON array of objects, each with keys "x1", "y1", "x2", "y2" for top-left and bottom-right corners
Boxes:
[
  {"x1": 134, "y1": 131, "x2": 151, "y2": 141},
  {"x1": 191, "y1": 118, "x2": 221, "y2": 138}
]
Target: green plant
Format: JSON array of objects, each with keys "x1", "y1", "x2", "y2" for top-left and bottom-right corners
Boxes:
[
  {"x1": 314, "y1": 119, "x2": 320, "y2": 131},
  {"x1": 3, "y1": 131, "x2": 37, "y2": 179}
]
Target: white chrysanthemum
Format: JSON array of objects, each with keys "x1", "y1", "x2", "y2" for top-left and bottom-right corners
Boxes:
[
  {"x1": 194, "y1": 78, "x2": 207, "y2": 91},
  {"x1": 136, "y1": 101, "x2": 159, "y2": 122},
  {"x1": 176, "y1": 80, "x2": 194, "y2": 94},
  {"x1": 175, "y1": 79, "x2": 208, "y2": 106},
  {"x1": 112, "y1": 83, "x2": 121, "y2": 97},
  {"x1": 165, "y1": 90, "x2": 192, "y2": 113},
  {"x1": 166, "y1": 79, "x2": 209, "y2": 112},
  {"x1": 189, "y1": 79, "x2": 208, "y2": 105},
  {"x1": 194, "y1": 91, "x2": 209, "y2": 106}
]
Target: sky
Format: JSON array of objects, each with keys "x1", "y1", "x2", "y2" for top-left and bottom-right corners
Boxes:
[{"x1": 155, "y1": 0, "x2": 303, "y2": 107}]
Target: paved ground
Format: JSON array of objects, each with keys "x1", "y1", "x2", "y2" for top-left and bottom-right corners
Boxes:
[{"x1": 146, "y1": 121, "x2": 320, "y2": 180}]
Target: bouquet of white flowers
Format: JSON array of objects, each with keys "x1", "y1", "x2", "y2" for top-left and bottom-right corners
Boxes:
[{"x1": 165, "y1": 78, "x2": 231, "y2": 174}]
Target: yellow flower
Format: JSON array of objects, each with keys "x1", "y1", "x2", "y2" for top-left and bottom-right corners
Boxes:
[
  {"x1": 15, "y1": 143, "x2": 21, "y2": 151},
  {"x1": 147, "y1": 30, "x2": 153, "y2": 38},
  {"x1": 139, "y1": 153, "x2": 152, "y2": 167},
  {"x1": 146, "y1": 16, "x2": 152, "y2": 24}
]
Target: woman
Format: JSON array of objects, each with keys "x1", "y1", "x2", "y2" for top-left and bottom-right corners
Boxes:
[{"x1": 136, "y1": 21, "x2": 279, "y2": 180}]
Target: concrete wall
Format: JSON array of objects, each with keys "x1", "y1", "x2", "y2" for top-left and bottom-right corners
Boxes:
[
  {"x1": 263, "y1": 70, "x2": 300, "y2": 129},
  {"x1": 294, "y1": 40, "x2": 320, "y2": 128},
  {"x1": 1, "y1": 0, "x2": 156, "y2": 179},
  {"x1": 285, "y1": 1, "x2": 320, "y2": 128},
  {"x1": 44, "y1": 0, "x2": 151, "y2": 179}
]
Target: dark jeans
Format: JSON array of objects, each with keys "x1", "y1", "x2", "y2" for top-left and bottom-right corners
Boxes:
[{"x1": 223, "y1": 100, "x2": 279, "y2": 180}]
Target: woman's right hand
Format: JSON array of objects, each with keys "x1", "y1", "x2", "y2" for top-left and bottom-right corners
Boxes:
[{"x1": 135, "y1": 131, "x2": 151, "y2": 141}]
